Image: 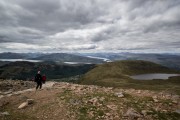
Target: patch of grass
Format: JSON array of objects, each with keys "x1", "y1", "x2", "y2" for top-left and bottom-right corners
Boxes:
[
  {"x1": 147, "y1": 108, "x2": 180, "y2": 120},
  {"x1": 142, "y1": 96, "x2": 154, "y2": 102},
  {"x1": 79, "y1": 107, "x2": 88, "y2": 114},
  {"x1": 160, "y1": 99, "x2": 173, "y2": 105},
  {"x1": 97, "y1": 110, "x2": 104, "y2": 116},
  {"x1": 123, "y1": 93, "x2": 133, "y2": 99},
  {"x1": 57, "y1": 88, "x2": 73, "y2": 102},
  {"x1": 0, "y1": 108, "x2": 36, "y2": 120},
  {"x1": 124, "y1": 95, "x2": 154, "y2": 113}
]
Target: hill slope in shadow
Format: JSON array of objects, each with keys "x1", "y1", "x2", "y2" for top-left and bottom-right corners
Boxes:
[{"x1": 80, "y1": 60, "x2": 180, "y2": 93}]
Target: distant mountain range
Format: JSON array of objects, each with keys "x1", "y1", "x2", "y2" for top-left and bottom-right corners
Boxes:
[
  {"x1": 1, "y1": 52, "x2": 180, "y2": 70},
  {"x1": 79, "y1": 52, "x2": 180, "y2": 70},
  {"x1": 32, "y1": 53, "x2": 104, "y2": 63},
  {"x1": 0, "y1": 52, "x2": 104, "y2": 64}
]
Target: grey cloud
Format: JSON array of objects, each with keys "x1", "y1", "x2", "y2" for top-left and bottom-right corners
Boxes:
[
  {"x1": 10, "y1": 0, "x2": 105, "y2": 33},
  {"x1": 0, "y1": 0, "x2": 180, "y2": 53}
]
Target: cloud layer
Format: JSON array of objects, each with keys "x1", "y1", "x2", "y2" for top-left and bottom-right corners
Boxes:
[{"x1": 0, "y1": 0, "x2": 180, "y2": 53}]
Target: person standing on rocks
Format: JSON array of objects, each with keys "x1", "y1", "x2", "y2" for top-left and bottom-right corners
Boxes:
[{"x1": 35, "y1": 71, "x2": 42, "y2": 90}]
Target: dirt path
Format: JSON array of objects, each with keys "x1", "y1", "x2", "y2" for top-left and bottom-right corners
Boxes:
[{"x1": 42, "y1": 81, "x2": 56, "y2": 88}]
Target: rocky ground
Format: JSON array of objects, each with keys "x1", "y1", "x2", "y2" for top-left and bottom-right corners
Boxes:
[
  {"x1": 0, "y1": 80, "x2": 180, "y2": 120},
  {"x1": 0, "y1": 80, "x2": 35, "y2": 92}
]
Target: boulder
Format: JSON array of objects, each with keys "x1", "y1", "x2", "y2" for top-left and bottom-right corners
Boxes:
[
  {"x1": 115, "y1": 92, "x2": 124, "y2": 98},
  {"x1": 0, "y1": 111, "x2": 10, "y2": 116},
  {"x1": 124, "y1": 108, "x2": 141, "y2": 118},
  {"x1": 18, "y1": 102, "x2": 28, "y2": 109}
]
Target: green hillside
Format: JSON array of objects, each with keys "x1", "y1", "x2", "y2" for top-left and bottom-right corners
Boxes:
[
  {"x1": 0, "y1": 61, "x2": 95, "y2": 80},
  {"x1": 80, "y1": 60, "x2": 180, "y2": 93}
]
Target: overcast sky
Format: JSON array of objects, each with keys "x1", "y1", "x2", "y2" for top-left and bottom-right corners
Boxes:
[{"x1": 0, "y1": 0, "x2": 180, "y2": 53}]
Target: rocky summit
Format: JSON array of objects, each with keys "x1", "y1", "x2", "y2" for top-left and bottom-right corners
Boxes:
[{"x1": 0, "y1": 80, "x2": 180, "y2": 120}]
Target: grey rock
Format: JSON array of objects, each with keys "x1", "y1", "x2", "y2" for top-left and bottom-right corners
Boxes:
[
  {"x1": 137, "y1": 90, "x2": 141, "y2": 94},
  {"x1": 107, "y1": 104, "x2": 118, "y2": 111},
  {"x1": 0, "y1": 111, "x2": 10, "y2": 116},
  {"x1": 2, "y1": 90, "x2": 12, "y2": 95},
  {"x1": 172, "y1": 100, "x2": 178, "y2": 104},
  {"x1": 115, "y1": 92, "x2": 124, "y2": 98},
  {"x1": 153, "y1": 98, "x2": 159, "y2": 103},
  {"x1": 7, "y1": 94, "x2": 13, "y2": 97},
  {"x1": 175, "y1": 109, "x2": 180, "y2": 114},
  {"x1": 99, "y1": 97, "x2": 105, "y2": 102},
  {"x1": 124, "y1": 108, "x2": 141, "y2": 118},
  {"x1": 0, "y1": 95, "x2": 4, "y2": 99},
  {"x1": 88, "y1": 97, "x2": 98, "y2": 105},
  {"x1": 141, "y1": 110, "x2": 147, "y2": 116},
  {"x1": 69, "y1": 99, "x2": 81, "y2": 105},
  {"x1": 18, "y1": 102, "x2": 28, "y2": 109}
]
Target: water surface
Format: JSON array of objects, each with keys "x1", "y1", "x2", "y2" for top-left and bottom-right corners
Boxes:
[
  {"x1": 64, "y1": 62, "x2": 92, "y2": 64},
  {"x1": 131, "y1": 73, "x2": 180, "y2": 80},
  {"x1": 0, "y1": 59, "x2": 41, "y2": 62}
]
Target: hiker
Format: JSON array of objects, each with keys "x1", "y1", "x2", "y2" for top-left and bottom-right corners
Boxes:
[
  {"x1": 42, "y1": 74, "x2": 46, "y2": 84},
  {"x1": 35, "y1": 71, "x2": 42, "y2": 90}
]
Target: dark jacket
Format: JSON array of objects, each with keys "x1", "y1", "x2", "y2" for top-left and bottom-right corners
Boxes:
[{"x1": 35, "y1": 74, "x2": 42, "y2": 83}]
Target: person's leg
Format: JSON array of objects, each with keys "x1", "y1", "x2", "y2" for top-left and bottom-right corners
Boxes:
[
  {"x1": 40, "y1": 82, "x2": 42, "y2": 89},
  {"x1": 36, "y1": 83, "x2": 39, "y2": 90}
]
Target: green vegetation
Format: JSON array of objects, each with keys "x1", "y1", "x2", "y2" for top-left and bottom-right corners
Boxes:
[
  {"x1": 80, "y1": 60, "x2": 180, "y2": 94},
  {"x1": 57, "y1": 87, "x2": 180, "y2": 120},
  {"x1": 147, "y1": 109, "x2": 180, "y2": 120},
  {"x1": 58, "y1": 89, "x2": 117, "y2": 120},
  {"x1": 0, "y1": 107, "x2": 36, "y2": 120},
  {"x1": 0, "y1": 61, "x2": 95, "y2": 80}
]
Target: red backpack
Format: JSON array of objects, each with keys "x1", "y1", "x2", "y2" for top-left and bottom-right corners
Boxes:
[{"x1": 42, "y1": 76, "x2": 46, "y2": 81}]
